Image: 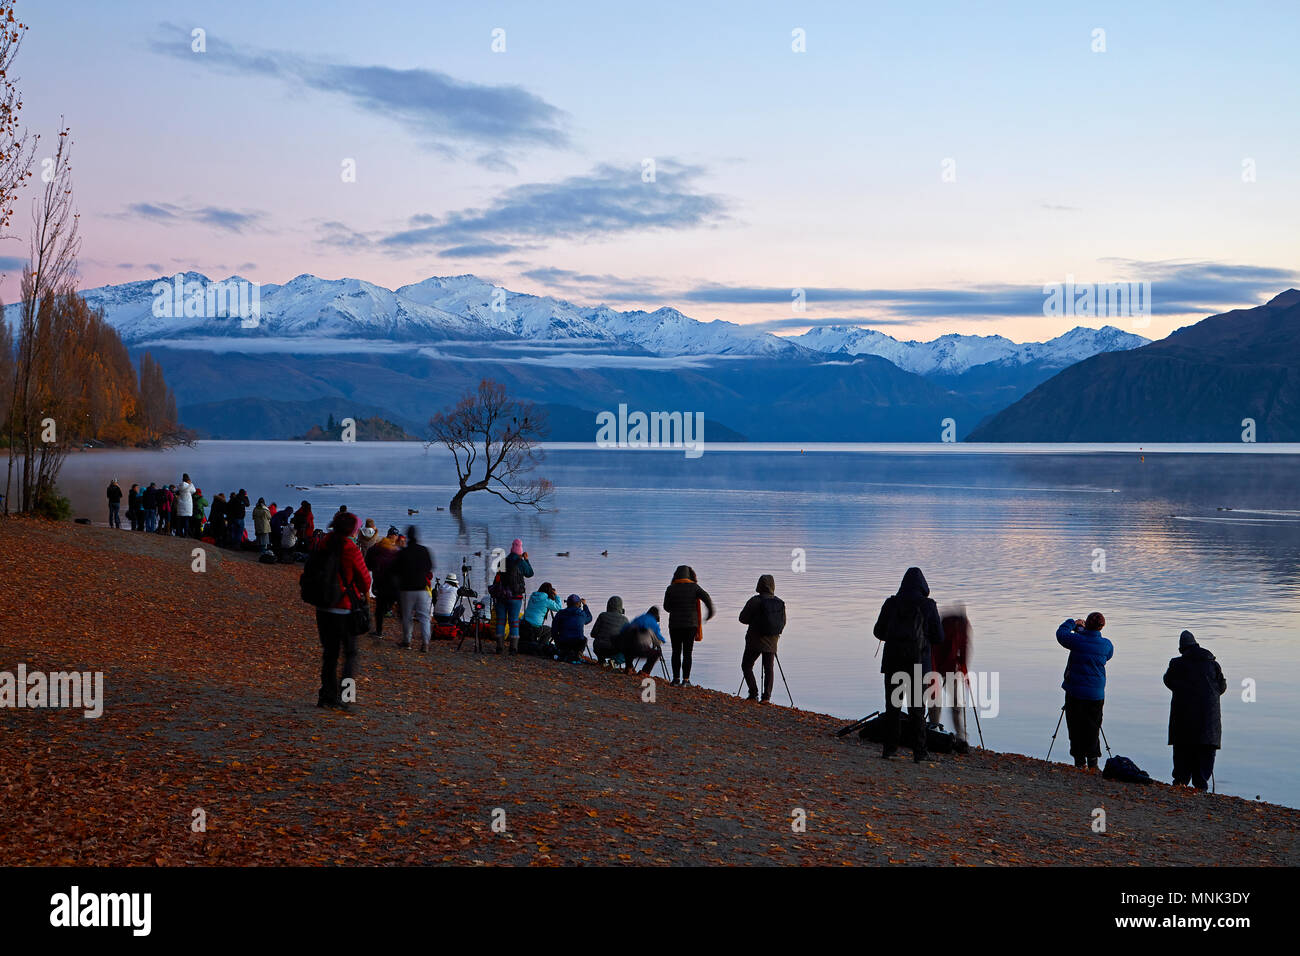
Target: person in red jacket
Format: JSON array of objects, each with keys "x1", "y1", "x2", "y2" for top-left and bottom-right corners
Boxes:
[
  {"x1": 928, "y1": 606, "x2": 972, "y2": 753},
  {"x1": 314, "y1": 512, "x2": 371, "y2": 709}
]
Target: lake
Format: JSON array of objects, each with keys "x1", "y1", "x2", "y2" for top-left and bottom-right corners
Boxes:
[{"x1": 53, "y1": 441, "x2": 1300, "y2": 807}]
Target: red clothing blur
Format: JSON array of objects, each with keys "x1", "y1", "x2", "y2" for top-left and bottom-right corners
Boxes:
[
  {"x1": 933, "y1": 615, "x2": 970, "y2": 674},
  {"x1": 316, "y1": 534, "x2": 372, "y2": 610}
]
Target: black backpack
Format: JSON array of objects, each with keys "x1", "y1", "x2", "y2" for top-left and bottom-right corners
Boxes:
[
  {"x1": 300, "y1": 546, "x2": 343, "y2": 607},
  {"x1": 856, "y1": 714, "x2": 956, "y2": 753},
  {"x1": 1102, "y1": 755, "x2": 1153, "y2": 784},
  {"x1": 754, "y1": 595, "x2": 786, "y2": 636},
  {"x1": 886, "y1": 600, "x2": 926, "y2": 662}
]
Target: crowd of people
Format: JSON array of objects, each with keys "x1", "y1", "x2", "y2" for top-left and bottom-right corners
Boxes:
[{"x1": 104, "y1": 474, "x2": 1228, "y2": 792}]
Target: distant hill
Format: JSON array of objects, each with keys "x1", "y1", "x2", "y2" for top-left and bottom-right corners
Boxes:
[
  {"x1": 293, "y1": 415, "x2": 417, "y2": 441},
  {"x1": 968, "y1": 291, "x2": 1300, "y2": 442}
]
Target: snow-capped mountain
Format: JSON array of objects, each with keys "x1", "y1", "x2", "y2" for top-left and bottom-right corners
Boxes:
[
  {"x1": 791, "y1": 324, "x2": 1149, "y2": 375},
  {"x1": 60, "y1": 271, "x2": 808, "y2": 358}
]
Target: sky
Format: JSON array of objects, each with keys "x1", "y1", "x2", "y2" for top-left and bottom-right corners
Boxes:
[{"x1": 4, "y1": 0, "x2": 1298, "y2": 342}]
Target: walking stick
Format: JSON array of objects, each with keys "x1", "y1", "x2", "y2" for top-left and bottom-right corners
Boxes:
[
  {"x1": 1045, "y1": 704, "x2": 1066, "y2": 761},
  {"x1": 774, "y1": 653, "x2": 794, "y2": 708},
  {"x1": 964, "y1": 673, "x2": 984, "y2": 749},
  {"x1": 1099, "y1": 724, "x2": 1113, "y2": 759}
]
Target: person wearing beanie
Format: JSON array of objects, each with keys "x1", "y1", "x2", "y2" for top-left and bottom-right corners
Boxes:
[
  {"x1": 497, "y1": 539, "x2": 534, "y2": 653},
  {"x1": 1163, "y1": 630, "x2": 1227, "y2": 790},
  {"x1": 551, "y1": 594, "x2": 592, "y2": 663},
  {"x1": 356, "y1": 518, "x2": 379, "y2": 557},
  {"x1": 1055, "y1": 612, "x2": 1115, "y2": 769}
]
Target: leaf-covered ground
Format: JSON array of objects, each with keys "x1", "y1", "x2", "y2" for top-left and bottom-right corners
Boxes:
[{"x1": 1, "y1": 519, "x2": 1296, "y2": 866}]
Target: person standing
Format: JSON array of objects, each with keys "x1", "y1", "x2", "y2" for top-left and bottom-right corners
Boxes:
[
  {"x1": 1055, "y1": 612, "x2": 1114, "y2": 770},
  {"x1": 227, "y1": 489, "x2": 250, "y2": 548},
  {"x1": 174, "y1": 474, "x2": 195, "y2": 538},
  {"x1": 1163, "y1": 630, "x2": 1226, "y2": 791},
  {"x1": 208, "y1": 492, "x2": 228, "y2": 544},
  {"x1": 662, "y1": 564, "x2": 715, "y2": 687},
  {"x1": 393, "y1": 526, "x2": 435, "y2": 651},
  {"x1": 142, "y1": 482, "x2": 159, "y2": 533},
  {"x1": 127, "y1": 483, "x2": 141, "y2": 531},
  {"x1": 738, "y1": 574, "x2": 786, "y2": 703},
  {"x1": 873, "y1": 567, "x2": 944, "y2": 762},
  {"x1": 192, "y1": 487, "x2": 208, "y2": 538},
  {"x1": 252, "y1": 498, "x2": 273, "y2": 550},
  {"x1": 497, "y1": 539, "x2": 534, "y2": 654},
  {"x1": 106, "y1": 479, "x2": 123, "y2": 529},
  {"x1": 928, "y1": 607, "x2": 972, "y2": 753},
  {"x1": 365, "y1": 526, "x2": 402, "y2": 639},
  {"x1": 157, "y1": 484, "x2": 173, "y2": 534},
  {"x1": 308, "y1": 512, "x2": 371, "y2": 709}
]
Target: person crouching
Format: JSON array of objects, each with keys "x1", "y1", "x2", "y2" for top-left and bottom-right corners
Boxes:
[{"x1": 551, "y1": 594, "x2": 592, "y2": 663}]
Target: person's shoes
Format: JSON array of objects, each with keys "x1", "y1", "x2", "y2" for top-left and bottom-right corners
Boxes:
[
  {"x1": 954, "y1": 740, "x2": 970, "y2": 755},
  {"x1": 670, "y1": 679, "x2": 681, "y2": 687},
  {"x1": 420, "y1": 643, "x2": 428, "y2": 653},
  {"x1": 398, "y1": 641, "x2": 411, "y2": 648},
  {"x1": 1074, "y1": 757, "x2": 1087, "y2": 768},
  {"x1": 913, "y1": 751, "x2": 930, "y2": 763},
  {"x1": 316, "y1": 696, "x2": 335, "y2": 709},
  {"x1": 759, "y1": 697, "x2": 770, "y2": 705},
  {"x1": 881, "y1": 748, "x2": 899, "y2": 760},
  {"x1": 1087, "y1": 757, "x2": 1099, "y2": 770},
  {"x1": 682, "y1": 680, "x2": 692, "y2": 687}
]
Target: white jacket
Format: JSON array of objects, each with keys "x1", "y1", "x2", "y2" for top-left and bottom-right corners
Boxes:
[
  {"x1": 175, "y1": 481, "x2": 196, "y2": 517},
  {"x1": 434, "y1": 582, "x2": 458, "y2": 617}
]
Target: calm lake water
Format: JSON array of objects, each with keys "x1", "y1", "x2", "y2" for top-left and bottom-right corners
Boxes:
[{"x1": 56, "y1": 442, "x2": 1300, "y2": 807}]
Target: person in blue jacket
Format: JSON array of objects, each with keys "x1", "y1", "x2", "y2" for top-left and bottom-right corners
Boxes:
[
  {"x1": 551, "y1": 594, "x2": 593, "y2": 663},
  {"x1": 1056, "y1": 612, "x2": 1114, "y2": 769},
  {"x1": 618, "y1": 606, "x2": 667, "y2": 675}
]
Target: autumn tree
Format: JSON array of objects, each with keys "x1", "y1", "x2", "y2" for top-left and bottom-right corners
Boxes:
[
  {"x1": 5, "y1": 124, "x2": 77, "y2": 513},
  {"x1": 426, "y1": 379, "x2": 552, "y2": 513}
]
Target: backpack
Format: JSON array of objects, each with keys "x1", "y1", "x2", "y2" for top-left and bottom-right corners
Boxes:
[
  {"x1": 300, "y1": 546, "x2": 343, "y2": 607},
  {"x1": 856, "y1": 714, "x2": 956, "y2": 753},
  {"x1": 753, "y1": 595, "x2": 786, "y2": 636},
  {"x1": 1102, "y1": 756, "x2": 1152, "y2": 784},
  {"x1": 886, "y1": 600, "x2": 927, "y2": 662}
]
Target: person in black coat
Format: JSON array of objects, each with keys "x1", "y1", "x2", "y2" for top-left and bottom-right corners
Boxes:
[
  {"x1": 662, "y1": 564, "x2": 715, "y2": 686},
  {"x1": 872, "y1": 567, "x2": 944, "y2": 762},
  {"x1": 1163, "y1": 630, "x2": 1226, "y2": 791}
]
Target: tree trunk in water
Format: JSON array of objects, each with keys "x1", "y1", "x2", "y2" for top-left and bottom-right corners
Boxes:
[{"x1": 449, "y1": 487, "x2": 469, "y2": 513}]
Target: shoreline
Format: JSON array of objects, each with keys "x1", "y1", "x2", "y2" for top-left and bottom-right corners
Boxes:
[{"x1": 1, "y1": 517, "x2": 1297, "y2": 865}]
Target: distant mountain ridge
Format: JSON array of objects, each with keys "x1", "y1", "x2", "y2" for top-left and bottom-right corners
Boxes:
[{"x1": 968, "y1": 291, "x2": 1300, "y2": 442}]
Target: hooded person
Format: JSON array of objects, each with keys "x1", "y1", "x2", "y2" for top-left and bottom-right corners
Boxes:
[
  {"x1": 174, "y1": 474, "x2": 195, "y2": 537},
  {"x1": 618, "y1": 606, "x2": 666, "y2": 675},
  {"x1": 127, "y1": 482, "x2": 141, "y2": 530},
  {"x1": 252, "y1": 497, "x2": 273, "y2": 550},
  {"x1": 1163, "y1": 630, "x2": 1227, "y2": 790},
  {"x1": 521, "y1": 582, "x2": 563, "y2": 650},
  {"x1": 141, "y1": 482, "x2": 159, "y2": 532},
  {"x1": 365, "y1": 526, "x2": 402, "y2": 639},
  {"x1": 591, "y1": 596, "x2": 629, "y2": 664},
  {"x1": 208, "y1": 492, "x2": 228, "y2": 544},
  {"x1": 1055, "y1": 611, "x2": 1114, "y2": 769},
  {"x1": 393, "y1": 525, "x2": 435, "y2": 651},
  {"x1": 497, "y1": 538, "x2": 534, "y2": 652},
  {"x1": 873, "y1": 567, "x2": 944, "y2": 762},
  {"x1": 738, "y1": 574, "x2": 787, "y2": 703},
  {"x1": 662, "y1": 564, "x2": 715, "y2": 686},
  {"x1": 551, "y1": 594, "x2": 593, "y2": 663}
]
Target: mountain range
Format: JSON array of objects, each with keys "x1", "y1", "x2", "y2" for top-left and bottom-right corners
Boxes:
[
  {"x1": 7, "y1": 271, "x2": 1162, "y2": 441},
  {"x1": 970, "y1": 290, "x2": 1300, "y2": 442}
]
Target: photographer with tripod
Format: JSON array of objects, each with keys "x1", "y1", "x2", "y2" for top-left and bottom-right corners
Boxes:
[{"x1": 1055, "y1": 612, "x2": 1114, "y2": 770}]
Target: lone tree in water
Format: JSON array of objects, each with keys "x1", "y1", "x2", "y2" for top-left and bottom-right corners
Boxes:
[{"x1": 427, "y1": 379, "x2": 553, "y2": 514}]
